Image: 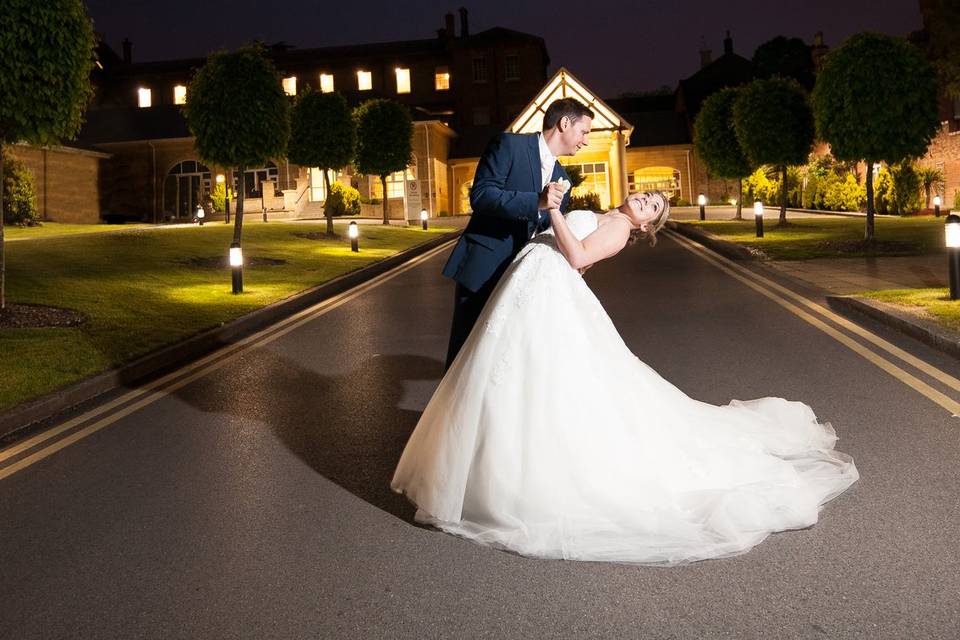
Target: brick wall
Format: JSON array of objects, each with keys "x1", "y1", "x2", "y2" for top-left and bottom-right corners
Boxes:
[
  {"x1": 919, "y1": 124, "x2": 960, "y2": 208},
  {"x1": 9, "y1": 144, "x2": 105, "y2": 223}
]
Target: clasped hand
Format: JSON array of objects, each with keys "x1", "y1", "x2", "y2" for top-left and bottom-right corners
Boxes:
[{"x1": 538, "y1": 182, "x2": 564, "y2": 211}]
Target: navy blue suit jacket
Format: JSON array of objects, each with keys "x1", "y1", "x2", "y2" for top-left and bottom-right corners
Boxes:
[{"x1": 442, "y1": 133, "x2": 571, "y2": 292}]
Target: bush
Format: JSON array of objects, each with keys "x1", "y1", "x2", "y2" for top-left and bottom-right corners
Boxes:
[
  {"x1": 569, "y1": 192, "x2": 602, "y2": 211},
  {"x1": 324, "y1": 182, "x2": 361, "y2": 217},
  {"x1": 873, "y1": 168, "x2": 893, "y2": 214},
  {"x1": 823, "y1": 173, "x2": 865, "y2": 212},
  {"x1": 884, "y1": 161, "x2": 923, "y2": 215},
  {"x1": 2, "y1": 150, "x2": 40, "y2": 226},
  {"x1": 954, "y1": 188, "x2": 960, "y2": 210}
]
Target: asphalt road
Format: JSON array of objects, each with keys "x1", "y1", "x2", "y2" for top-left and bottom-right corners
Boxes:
[{"x1": 2, "y1": 232, "x2": 960, "y2": 639}]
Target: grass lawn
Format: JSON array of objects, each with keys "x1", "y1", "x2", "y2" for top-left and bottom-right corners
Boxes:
[
  {"x1": 859, "y1": 288, "x2": 960, "y2": 333},
  {"x1": 682, "y1": 216, "x2": 946, "y2": 260},
  {"x1": 4, "y1": 221, "x2": 152, "y2": 241},
  {"x1": 0, "y1": 220, "x2": 455, "y2": 412}
]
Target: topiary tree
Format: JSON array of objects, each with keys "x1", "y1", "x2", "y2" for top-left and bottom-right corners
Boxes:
[
  {"x1": 354, "y1": 99, "x2": 413, "y2": 225},
  {"x1": 813, "y1": 33, "x2": 938, "y2": 241},
  {"x1": 184, "y1": 44, "x2": 290, "y2": 289},
  {"x1": 2, "y1": 149, "x2": 39, "y2": 226},
  {"x1": 288, "y1": 89, "x2": 355, "y2": 235},
  {"x1": 733, "y1": 77, "x2": 814, "y2": 224},
  {"x1": 694, "y1": 87, "x2": 754, "y2": 219},
  {"x1": 753, "y1": 36, "x2": 816, "y2": 90},
  {"x1": 0, "y1": 0, "x2": 94, "y2": 310}
]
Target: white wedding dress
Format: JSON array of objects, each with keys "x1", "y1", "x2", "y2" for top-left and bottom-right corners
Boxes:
[{"x1": 391, "y1": 210, "x2": 858, "y2": 565}]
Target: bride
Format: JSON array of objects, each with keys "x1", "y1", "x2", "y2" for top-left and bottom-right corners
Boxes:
[{"x1": 391, "y1": 192, "x2": 858, "y2": 565}]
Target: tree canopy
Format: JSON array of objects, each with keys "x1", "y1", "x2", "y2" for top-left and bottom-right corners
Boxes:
[
  {"x1": 752, "y1": 36, "x2": 816, "y2": 90},
  {"x1": 695, "y1": 87, "x2": 753, "y2": 180},
  {"x1": 184, "y1": 45, "x2": 290, "y2": 244},
  {"x1": 0, "y1": 0, "x2": 95, "y2": 309},
  {"x1": 733, "y1": 78, "x2": 814, "y2": 223},
  {"x1": 289, "y1": 89, "x2": 356, "y2": 234},
  {"x1": 812, "y1": 32, "x2": 938, "y2": 239},
  {"x1": 354, "y1": 99, "x2": 413, "y2": 224}
]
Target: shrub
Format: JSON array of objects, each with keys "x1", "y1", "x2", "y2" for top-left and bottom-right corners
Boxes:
[
  {"x1": 325, "y1": 182, "x2": 361, "y2": 217},
  {"x1": 569, "y1": 192, "x2": 602, "y2": 211},
  {"x1": 874, "y1": 168, "x2": 893, "y2": 214},
  {"x1": 823, "y1": 173, "x2": 866, "y2": 212},
  {"x1": 2, "y1": 150, "x2": 40, "y2": 226},
  {"x1": 954, "y1": 188, "x2": 960, "y2": 210},
  {"x1": 885, "y1": 161, "x2": 923, "y2": 215}
]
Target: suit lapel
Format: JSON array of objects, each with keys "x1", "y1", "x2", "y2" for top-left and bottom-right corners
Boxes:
[{"x1": 527, "y1": 134, "x2": 542, "y2": 191}]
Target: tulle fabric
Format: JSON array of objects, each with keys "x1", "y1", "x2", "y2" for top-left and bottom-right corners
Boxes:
[{"x1": 391, "y1": 210, "x2": 858, "y2": 565}]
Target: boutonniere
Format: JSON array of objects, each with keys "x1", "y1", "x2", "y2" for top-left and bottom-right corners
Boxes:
[{"x1": 556, "y1": 177, "x2": 571, "y2": 194}]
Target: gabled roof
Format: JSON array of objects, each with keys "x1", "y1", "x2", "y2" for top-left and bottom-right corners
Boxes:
[
  {"x1": 604, "y1": 95, "x2": 690, "y2": 147},
  {"x1": 507, "y1": 67, "x2": 633, "y2": 138},
  {"x1": 677, "y1": 52, "x2": 758, "y2": 119}
]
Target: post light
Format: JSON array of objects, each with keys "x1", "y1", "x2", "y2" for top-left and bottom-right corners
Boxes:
[
  {"x1": 348, "y1": 221, "x2": 359, "y2": 252},
  {"x1": 262, "y1": 205, "x2": 268, "y2": 223},
  {"x1": 934, "y1": 194, "x2": 942, "y2": 217},
  {"x1": 196, "y1": 205, "x2": 205, "y2": 226},
  {"x1": 698, "y1": 193, "x2": 706, "y2": 221},
  {"x1": 946, "y1": 213, "x2": 960, "y2": 299},
  {"x1": 754, "y1": 201, "x2": 764, "y2": 238},
  {"x1": 229, "y1": 242, "x2": 243, "y2": 294},
  {"x1": 420, "y1": 208, "x2": 429, "y2": 230}
]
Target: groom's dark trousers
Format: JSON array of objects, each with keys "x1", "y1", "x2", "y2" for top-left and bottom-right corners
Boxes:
[{"x1": 442, "y1": 132, "x2": 570, "y2": 370}]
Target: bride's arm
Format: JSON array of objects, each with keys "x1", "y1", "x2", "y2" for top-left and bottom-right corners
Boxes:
[{"x1": 547, "y1": 208, "x2": 631, "y2": 270}]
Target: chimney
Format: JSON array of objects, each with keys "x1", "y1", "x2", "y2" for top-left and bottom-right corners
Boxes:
[
  {"x1": 699, "y1": 48, "x2": 712, "y2": 68},
  {"x1": 814, "y1": 31, "x2": 824, "y2": 47},
  {"x1": 723, "y1": 30, "x2": 733, "y2": 55},
  {"x1": 459, "y1": 8, "x2": 469, "y2": 37},
  {"x1": 122, "y1": 37, "x2": 132, "y2": 64},
  {"x1": 445, "y1": 12, "x2": 455, "y2": 38}
]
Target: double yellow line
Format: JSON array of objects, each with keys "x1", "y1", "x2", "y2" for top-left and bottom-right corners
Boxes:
[
  {"x1": 665, "y1": 229, "x2": 960, "y2": 417},
  {"x1": 0, "y1": 240, "x2": 457, "y2": 481}
]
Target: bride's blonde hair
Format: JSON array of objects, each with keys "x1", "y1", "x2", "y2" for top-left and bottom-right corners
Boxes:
[{"x1": 627, "y1": 192, "x2": 671, "y2": 247}]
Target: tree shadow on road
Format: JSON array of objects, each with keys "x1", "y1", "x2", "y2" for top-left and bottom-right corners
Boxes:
[{"x1": 177, "y1": 349, "x2": 443, "y2": 523}]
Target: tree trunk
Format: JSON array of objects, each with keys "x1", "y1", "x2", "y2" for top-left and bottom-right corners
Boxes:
[
  {"x1": 0, "y1": 142, "x2": 5, "y2": 311},
  {"x1": 381, "y1": 175, "x2": 389, "y2": 225},
  {"x1": 323, "y1": 169, "x2": 334, "y2": 235},
  {"x1": 779, "y1": 165, "x2": 788, "y2": 225},
  {"x1": 735, "y1": 179, "x2": 743, "y2": 220},
  {"x1": 865, "y1": 162, "x2": 875, "y2": 243},
  {"x1": 233, "y1": 165, "x2": 245, "y2": 244}
]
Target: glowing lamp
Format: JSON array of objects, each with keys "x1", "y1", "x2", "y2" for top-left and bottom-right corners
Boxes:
[
  {"x1": 229, "y1": 242, "x2": 243, "y2": 294},
  {"x1": 947, "y1": 213, "x2": 960, "y2": 299},
  {"x1": 697, "y1": 194, "x2": 706, "y2": 206},
  {"x1": 196, "y1": 205, "x2": 205, "y2": 226},
  {"x1": 935, "y1": 195, "x2": 942, "y2": 217},
  {"x1": 349, "y1": 221, "x2": 359, "y2": 252},
  {"x1": 420, "y1": 209, "x2": 428, "y2": 230},
  {"x1": 754, "y1": 201, "x2": 764, "y2": 238}
]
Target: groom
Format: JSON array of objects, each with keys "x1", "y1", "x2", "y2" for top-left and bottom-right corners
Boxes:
[{"x1": 442, "y1": 98, "x2": 595, "y2": 369}]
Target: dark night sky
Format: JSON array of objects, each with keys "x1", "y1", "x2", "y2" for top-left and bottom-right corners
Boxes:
[{"x1": 85, "y1": 0, "x2": 923, "y2": 97}]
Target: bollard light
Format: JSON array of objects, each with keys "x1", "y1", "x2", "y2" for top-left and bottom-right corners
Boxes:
[
  {"x1": 946, "y1": 213, "x2": 960, "y2": 299},
  {"x1": 229, "y1": 242, "x2": 243, "y2": 294},
  {"x1": 262, "y1": 205, "x2": 268, "y2": 223},
  {"x1": 348, "y1": 221, "x2": 359, "y2": 252},
  {"x1": 420, "y1": 208, "x2": 428, "y2": 230},
  {"x1": 754, "y1": 200, "x2": 764, "y2": 238},
  {"x1": 196, "y1": 205, "x2": 205, "y2": 226},
  {"x1": 934, "y1": 194, "x2": 942, "y2": 218},
  {"x1": 698, "y1": 193, "x2": 706, "y2": 221}
]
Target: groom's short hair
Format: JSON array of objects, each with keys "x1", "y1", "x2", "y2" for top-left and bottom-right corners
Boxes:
[{"x1": 542, "y1": 98, "x2": 594, "y2": 130}]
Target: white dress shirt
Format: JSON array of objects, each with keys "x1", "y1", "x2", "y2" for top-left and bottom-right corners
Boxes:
[{"x1": 535, "y1": 133, "x2": 557, "y2": 237}]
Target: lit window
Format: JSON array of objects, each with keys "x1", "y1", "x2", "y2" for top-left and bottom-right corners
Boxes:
[
  {"x1": 395, "y1": 68, "x2": 411, "y2": 94},
  {"x1": 319, "y1": 73, "x2": 334, "y2": 93},
  {"x1": 435, "y1": 67, "x2": 450, "y2": 91},
  {"x1": 505, "y1": 55, "x2": 520, "y2": 81},
  {"x1": 472, "y1": 57, "x2": 488, "y2": 83},
  {"x1": 137, "y1": 87, "x2": 152, "y2": 108},
  {"x1": 173, "y1": 85, "x2": 187, "y2": 105},
  {"x1": 357, "y1": 70, "x2": 372, "y2": 91},
  {"x1": 282, "y1": 76, "x2": 297, "y2": 96},
  {"x1": 369, "y1": 169, "x2": 413, "y2": 199}
]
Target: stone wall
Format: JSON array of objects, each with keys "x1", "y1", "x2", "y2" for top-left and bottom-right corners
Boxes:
[
  {"x1": 919, "y1": 124, "x2": 960, "y2": 208},
  {"x1": 9, "y1": 143, "x2": 106, "y2": 224}
]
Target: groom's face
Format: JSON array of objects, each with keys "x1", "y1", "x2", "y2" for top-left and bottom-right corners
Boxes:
[{"x1": 557, "y1": 115, "x2": 592, "y2": 156}]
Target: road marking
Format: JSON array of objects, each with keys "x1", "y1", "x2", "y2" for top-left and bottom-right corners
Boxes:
[
  {"x1": 0, "y1": 240, "x2": 456, "y2": 478},
  {"x1": 665, "y1": 230, "x2": 960, "y2": 417}
]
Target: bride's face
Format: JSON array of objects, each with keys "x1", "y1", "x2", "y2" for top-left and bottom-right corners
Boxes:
[{"x1": 620, "y1": 193, "x2": 663, "y2": 230}]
